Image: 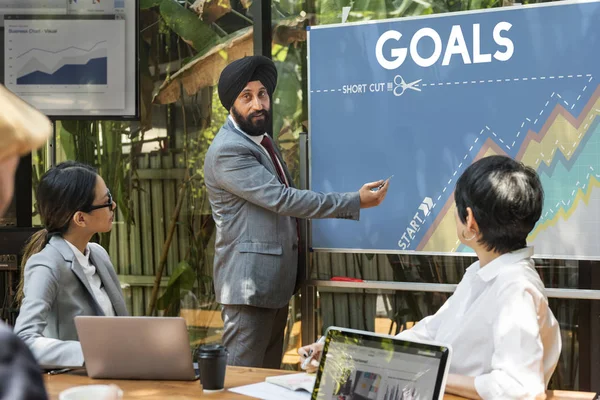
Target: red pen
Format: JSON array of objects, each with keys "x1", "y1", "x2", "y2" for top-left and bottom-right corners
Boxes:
[{"x1": 331, "y1": 276, "x2": 364, "y2": 282}]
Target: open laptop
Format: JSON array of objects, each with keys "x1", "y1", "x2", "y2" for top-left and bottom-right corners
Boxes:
[
  {"x1": 75, "y1": 316, "x2": 198, "y2": 380},
  {"x1": 311, "y1": 327, "x2": 452, "y2": 400}
]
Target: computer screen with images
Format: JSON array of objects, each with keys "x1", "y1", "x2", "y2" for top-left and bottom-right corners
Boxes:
[{"x1": 313, "y1": 328, "x2": 450, "y2": 400}]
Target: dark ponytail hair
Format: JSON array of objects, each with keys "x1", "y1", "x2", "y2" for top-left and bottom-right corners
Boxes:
[{"x1": 17, "y1": 161, "x2": 98, "y2": 304}]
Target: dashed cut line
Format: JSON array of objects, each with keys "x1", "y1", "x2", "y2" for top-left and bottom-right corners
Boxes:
[
  {"x1": 541, "y1": 166, "x2": 600, "y2": 221},
  {"x1": 310, "y1": 73, "x2": 593, "y2": 93}
]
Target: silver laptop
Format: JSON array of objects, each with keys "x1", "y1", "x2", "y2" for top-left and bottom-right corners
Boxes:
[
  {"x1": 312, "y1": 327, "x2": 452, "y2": 400},
  {"x1": 75, "y1": 316, "x2": 197, "y2": 380}
]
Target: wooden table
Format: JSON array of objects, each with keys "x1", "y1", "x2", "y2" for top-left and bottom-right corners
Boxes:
[{"x1": 44, "y1": 366, "x2": 596, "y2": 400}]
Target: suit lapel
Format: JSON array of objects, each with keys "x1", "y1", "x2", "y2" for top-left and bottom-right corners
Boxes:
[
  {"x1": 49, "y1": 237, "x2": 104, "y2": 315},
  {"x1": 89, "y1": 249, "x2": 128, "y2": 316},
  {"x1": 49, "y1": 236, "x2": 128, "y2": 316},
  {"x1": 70, "y1": 258, "x2": 105, "y2": 315},
  {"x1": 225, "y1": 119, "x2": 284, "y2": 180}
]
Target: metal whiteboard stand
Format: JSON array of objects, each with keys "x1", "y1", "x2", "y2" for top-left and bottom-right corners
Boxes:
[{"x1": 299, "y1": 131, "x2": 318, "y2": 347}]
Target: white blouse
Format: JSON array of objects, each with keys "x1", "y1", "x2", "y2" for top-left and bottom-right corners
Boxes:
[
  {"x1": 65, "y1": 241, "x2": 115, "y2": 317},
  {"x1": 397, "y1": 247, "x2": 561, "y2": 399}
]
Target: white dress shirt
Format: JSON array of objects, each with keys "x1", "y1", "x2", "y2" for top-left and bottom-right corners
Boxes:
[
  {"x1": 397, "y1": 247, "x2": 561, "y2": 400},
  {"x1": 229, "y1": 115, "x2": 289, "y2": 186},
  {"x1": 65, "y1": 241, "x2": 115, "y2": 317}
]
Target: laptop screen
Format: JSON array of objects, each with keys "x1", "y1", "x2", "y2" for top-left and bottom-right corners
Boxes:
[{"x1": 312, "y1": 327, "x2": 450, "y2": 400}]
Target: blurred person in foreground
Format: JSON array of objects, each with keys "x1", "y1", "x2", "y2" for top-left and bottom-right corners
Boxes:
[
  {"x1": 300, "y1": 155, "x2": 561, "y2": 400},
  {"x1": 0, "y1": 85, "x2": 52, "y2": 400}
]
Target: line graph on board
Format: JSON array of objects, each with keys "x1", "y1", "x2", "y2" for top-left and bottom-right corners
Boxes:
[
  {"x1": 420, "y1": 79, "x2": 600, "y2": 258},
  {"x1": 5, "y1": 18, "x2": 125, "y2": 111},
  {"x1": 15, "y1": 40, "x2": 108, "y2": 85}
]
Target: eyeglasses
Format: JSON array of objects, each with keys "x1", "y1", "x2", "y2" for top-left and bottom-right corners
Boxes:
[{"x1": 85, "y1": 190, "x2": 113, "y2": 212}]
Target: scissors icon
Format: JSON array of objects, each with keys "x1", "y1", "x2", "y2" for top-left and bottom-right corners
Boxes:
[{"x1": 393, "y1": 75, "x2": 422, "y2": 96}]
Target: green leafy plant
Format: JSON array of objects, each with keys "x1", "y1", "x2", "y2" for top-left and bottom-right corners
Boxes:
[
  {"x1": 56, "y1": 121, "x2": 140, "y2": 251},
  {"x1": 157, "y1": 260, "x2": 197, "y2": 314}
]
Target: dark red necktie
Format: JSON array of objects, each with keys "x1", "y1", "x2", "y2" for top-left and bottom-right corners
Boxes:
[
  {"x1": 261, "y1": 135, "x2": 300, "y2": 243},
  {"x1": 260, "y1": 135, "x2": 288, "y2": 186}
]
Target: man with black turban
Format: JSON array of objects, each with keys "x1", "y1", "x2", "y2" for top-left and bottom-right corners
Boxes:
[{"x1": 204, "y1": 55, "x2": 390, "y2": 369}]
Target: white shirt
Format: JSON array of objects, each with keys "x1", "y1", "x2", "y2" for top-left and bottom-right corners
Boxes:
[
  {"x1": 65, "y1": 240, "x2": 115, "y2": 317},
  {"x1": 397, "y1": 247, "x2": 561, "y2": 400},
  {"x1": 229, "y1": 115, "x2": 289, "y2": 186}
]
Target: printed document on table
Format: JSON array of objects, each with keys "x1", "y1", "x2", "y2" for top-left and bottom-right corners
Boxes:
[{"x1": 229, "y1": 382, "x2": 311, "y2": 400}]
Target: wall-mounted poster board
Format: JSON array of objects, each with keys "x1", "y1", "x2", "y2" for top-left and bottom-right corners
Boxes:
[{"x1": 308, "y1": 0, "x2": 600, "y2": 259}]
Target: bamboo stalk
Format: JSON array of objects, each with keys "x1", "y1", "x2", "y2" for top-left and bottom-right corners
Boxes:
[
  {"x1": 146, "y1": 179, "x2": 189, "y2": 316},
  {"x1": 146, "y1": 80, "x2": 190, "y2": 316}
]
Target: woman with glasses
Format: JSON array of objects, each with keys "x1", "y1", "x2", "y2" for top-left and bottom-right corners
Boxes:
[{"x1": 14, "y1": 161, "x2": 128, "y2": 367}]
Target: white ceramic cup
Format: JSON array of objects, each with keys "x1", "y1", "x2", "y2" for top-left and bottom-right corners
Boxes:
[{"x1": 59, "y1": 384, "x2": 123, "y2": 400}]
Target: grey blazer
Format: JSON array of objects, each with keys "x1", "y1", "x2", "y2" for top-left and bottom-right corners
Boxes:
[
  {"x1": 204, "y1": 118, "x2": 361, "y2": 309},
  {"x1": 13, "y1": 236, "x2": 128, "y2": 367}
]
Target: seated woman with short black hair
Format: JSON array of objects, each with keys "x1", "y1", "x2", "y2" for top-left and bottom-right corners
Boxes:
[{"x1": 300, "y1": 155, "x2": 561, "y2": 400}]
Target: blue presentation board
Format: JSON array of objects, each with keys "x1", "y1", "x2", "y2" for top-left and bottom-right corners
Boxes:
[{"x1": 308, "y1": 0, "x2": 600, "y2": 259}]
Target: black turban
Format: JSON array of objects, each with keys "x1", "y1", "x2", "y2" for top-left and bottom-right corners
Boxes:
[{"x1": 218, "y1": 55, "x2": 278, "y2": 111}]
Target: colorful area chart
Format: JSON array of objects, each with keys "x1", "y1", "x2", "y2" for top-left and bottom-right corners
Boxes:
[{"x1": 425, "y1": 84, "x2": 600, "y2": 257}]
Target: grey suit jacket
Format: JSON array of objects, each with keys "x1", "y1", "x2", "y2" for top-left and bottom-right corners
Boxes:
[
  {"x1": 204, "y1": 118, "x2": 361, "y2": 308},
  {"x1": 14, "y1": 236, "x2": 128, "y2": 367}
]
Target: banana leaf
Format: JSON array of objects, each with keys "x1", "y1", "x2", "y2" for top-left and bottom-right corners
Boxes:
[
  {"x1": 159, "y1": 0, "x2": 221, "y2": 52},
  {"x1": 152, "y1": 26, "x2": 253, "y2": 104},
  {"x1": 190, "y1": 0, "x2": 232, "y2": 24},
  {"x1": 140, "y1": 0, "x2": 163, "y2": 9},
  {"x1": 272, "y1": 47, "x2": 302, "y2": 140},
  {"x1": 157, "y1": 261, "x2": 197, "y2": 314}
]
